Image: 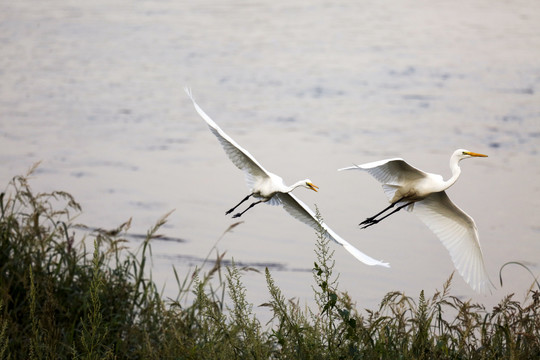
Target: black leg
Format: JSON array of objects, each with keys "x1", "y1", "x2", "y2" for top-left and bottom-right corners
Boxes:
[
  {"x1": 361, "y1": 201, "x2": 414, "y2": 229},
  {"x1": 359, "y1": 202, "x2": 396, "y2": 226},
  {"x1": 232, "y1": 200, "x2": 263, "y2": 218},
  {"x1": 225, "y1": 194, "x2": 252, "y2": 215}
]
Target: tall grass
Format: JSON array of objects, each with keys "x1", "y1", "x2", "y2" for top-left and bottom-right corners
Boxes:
[{"x1": 0, "y1": 168, "x2": 539, "y2": 359}]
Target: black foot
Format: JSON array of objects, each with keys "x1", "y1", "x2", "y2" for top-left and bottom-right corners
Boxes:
[
  {"x1": 360, "y1": 220, "x2": 379, "y2": 229},
  {"x1": 225, "y1": 209, "x2": 234, "y2": 215},
  {"x1": 359, "y1": 217, "x2": 376, "y2": 226},
  {"x1": 359, "y1": 218, "x2": 379, "y2": 229},
  {"x1": 232, "y1": 213, "x2": 242, "y2": 218}
]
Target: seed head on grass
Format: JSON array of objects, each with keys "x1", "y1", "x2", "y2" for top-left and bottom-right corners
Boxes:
[
  {"x1": 2, "y1": 168, "x2": 540, "y2": 359},
  {"x1": 77, "y1": 240, "x2": 113, "y2": 360}
]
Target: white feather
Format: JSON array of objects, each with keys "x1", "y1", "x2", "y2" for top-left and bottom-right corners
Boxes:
[
  {"x1": 277, "y1": 193, "x2": 390, "y2": 267},
  {"x1": 185, "y1": 88, "x2": 270, "y2": 189},
  {"x1": 339, "y1": 150, "x2": 492, "y2": 293},
  {"x1": 186, "y1": 88, "x2": 389, "y2": 267},
  {"x1": 412, "y1": 192, "x2": 492, "y2": 294}
]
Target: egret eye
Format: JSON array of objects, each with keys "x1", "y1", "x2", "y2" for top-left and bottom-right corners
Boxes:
[
  {"x1": 339, "y1": 149, "x2": 491, "y2": 293},
  {"x1": 185, "y1": 89, "x2": 386, "y2": 267}
]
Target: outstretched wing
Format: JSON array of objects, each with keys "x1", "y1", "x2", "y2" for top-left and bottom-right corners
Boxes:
[
  {"x1": 186, "y1": 88, "x2": 271, "y2": 186},
  {"x1": 412, "y1": 191, "x2": 493, "y2": 294},
  {"x1": 339, "y1": 159, "x2": 429, "y2": 202},
  {"x1": 276, "y1": 192, "x2": 390, "y2": 267},
  {"x1": 339, "y1": 159, "x2": 428, "y2": 185}
]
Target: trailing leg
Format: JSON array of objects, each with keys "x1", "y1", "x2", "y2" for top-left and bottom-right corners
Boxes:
[
  {"x1": 225, "y1": 194, "x2": 252, "y2": 215},
  {"x1": 361, "y1": 201, "x2": 415, "y2": 229},
  {"x1": 232, "y1": 200, "x2": 263, "y2": 218},
  {"x1": 359, "y1": 202, "x2": 396, "y2": 226}
]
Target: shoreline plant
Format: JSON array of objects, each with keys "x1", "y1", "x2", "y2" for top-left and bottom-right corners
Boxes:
[{"x1": 0, "y1": 168, "x2": 538, "y2": 359}]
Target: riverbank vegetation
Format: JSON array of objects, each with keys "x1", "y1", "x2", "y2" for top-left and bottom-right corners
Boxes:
[{"x1": 1, "y1": 168, "x2": 539, "y2": 359}]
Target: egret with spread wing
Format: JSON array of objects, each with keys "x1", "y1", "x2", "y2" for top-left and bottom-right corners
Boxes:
[
  {"x1": 339, "y1": 150, "x2": 492, "y2": 293},
  {"x1": 186, "y1": 88, "x2": 389, "y2": 267}
]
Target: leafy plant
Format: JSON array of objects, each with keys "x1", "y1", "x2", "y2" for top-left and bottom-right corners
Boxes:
[{"x1": 0, "y1": 167, "x2": 539, "y2": 359}]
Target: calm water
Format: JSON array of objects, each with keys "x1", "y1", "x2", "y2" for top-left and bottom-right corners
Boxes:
[{"x1": 1, "y1": 0, "x2": 540, "y2": 316}]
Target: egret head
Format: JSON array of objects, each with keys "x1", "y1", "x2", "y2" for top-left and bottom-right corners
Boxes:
[{"x1": 305, "y1": 180, "x2": 319, "y2": 192}]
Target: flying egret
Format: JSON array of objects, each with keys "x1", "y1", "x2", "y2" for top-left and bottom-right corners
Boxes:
[
  {"x1": 339, "y1": 150, "x2": 492, "y2": 293},
  {"x1": 186, "y1": 88, "x2": 389, "y2": 267}
]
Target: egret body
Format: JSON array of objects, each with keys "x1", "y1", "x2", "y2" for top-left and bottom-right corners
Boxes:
[
  {"x1": 186, "y1": 89, "x2": 389, "y2": 267},
  {"x1": 339, "y1": 150, "x2": 492, "y2": 293}
]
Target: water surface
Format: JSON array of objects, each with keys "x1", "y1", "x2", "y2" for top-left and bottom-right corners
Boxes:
[{"x1": 1, "y1": 0, "x2": 540, "y2": 315}]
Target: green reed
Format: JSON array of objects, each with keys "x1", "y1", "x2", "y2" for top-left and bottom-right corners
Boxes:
[{"x1": 0, "y1": 167, "x2": 538, "y2": 359}]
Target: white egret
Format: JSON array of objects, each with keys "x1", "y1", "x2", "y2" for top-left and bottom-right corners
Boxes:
[
  {"x1": 186, "y1": 88, "x2": 389, "y2": 267},
  {"x1": 339, "y1": 150, "x2": 492, "y2": 293}
]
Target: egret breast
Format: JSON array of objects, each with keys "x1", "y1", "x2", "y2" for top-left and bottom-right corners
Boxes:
[
  {"x1": 253, "y1": 177, "x2": 280, "y2": 199},
  {"x1": 392, "y1": 175, "x2": 441, "y2": 202},
  {"x1": 413, "y1": 174, "x2": 446, "y2": 198}
]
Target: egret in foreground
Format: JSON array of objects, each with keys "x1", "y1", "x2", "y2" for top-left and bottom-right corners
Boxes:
[
  {"x1": 339, "y1": 150, "x2": 492, "y2": 293},
  {"x1": 186, "y1": 88, "x2": 389, "y2": 267}
]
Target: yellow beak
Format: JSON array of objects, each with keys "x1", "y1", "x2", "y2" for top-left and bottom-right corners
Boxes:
[
  {"x1": 307, "y1": 183, "x2": 319, "y2": 192},
  {"x1": 466, "y1": 151, "x2": 488, "y2": 157}
]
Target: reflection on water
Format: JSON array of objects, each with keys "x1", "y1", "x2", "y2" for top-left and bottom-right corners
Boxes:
[
  {"x1": 157, "y1": 252, "x2": 311, "y2": 274},
  {"x1": 1, "y1": 0, "x2": 540, "y2": 314}
]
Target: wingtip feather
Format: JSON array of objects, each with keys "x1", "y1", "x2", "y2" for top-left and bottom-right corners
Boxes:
[
  {"x1": 337, "y1": 164, "x2": 361, "y2": 172},
  {"x1": 184, "y1": 86, "x2": 193, "y2": 100}
]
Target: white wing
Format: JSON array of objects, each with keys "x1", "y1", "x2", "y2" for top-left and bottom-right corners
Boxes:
[
  {"x1": 339, "y1": 159, "x2": 428, "y2": 186},
  {"x1": 276, "y1": 192, "x2": 390, "y2": 267},
  {"x1": 186, "y1": 88, "x2": 271, "y2": 186},
  {"x1": 412, "y1": 191, "x2": 493, "y2": 294},
  {"x1": 339, "y1": 159, "x2": 430, "y2": 202}
]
